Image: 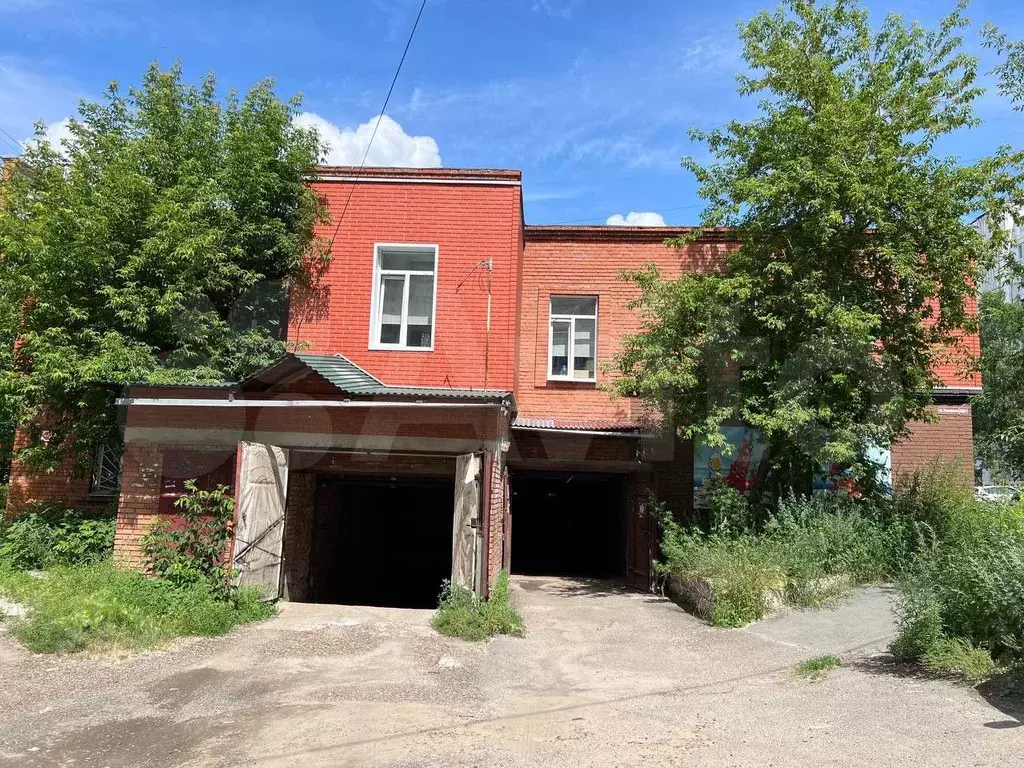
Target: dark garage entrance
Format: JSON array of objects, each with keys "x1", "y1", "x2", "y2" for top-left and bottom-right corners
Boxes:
[
  {"x1": 510, "y1": 470, "x2": 626, "y2": 577},
  {"x1": 308, "y1": 476, "x2": 455, "y2": 608}
]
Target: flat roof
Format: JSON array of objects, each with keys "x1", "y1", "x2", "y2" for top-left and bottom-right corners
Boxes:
[
  {"x1": 313, "y1": 166, "x2": 521, "y2": 183},
  {"x1": 524, "y1": 225, "x2": 737, "y2": 242}
]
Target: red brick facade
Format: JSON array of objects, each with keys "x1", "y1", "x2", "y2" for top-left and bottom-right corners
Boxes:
[
  {"x1": 516, "y1": 227, "x2": 735, "y2": 424},
  {"x1": 5, "y1": 428, "x2": 112, "y2": 516},
  {"x1": 892, "y1": 405, "x2": 975, "y2": 484},
  {"x1": 4, "y1": 164, "x2": 984, "y2": 599},
  {"x1": 291, "y1": 167, "x2": 523, "y2": 391}
]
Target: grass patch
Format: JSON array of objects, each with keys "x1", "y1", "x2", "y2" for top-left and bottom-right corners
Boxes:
[
  {"x1": 659, "y1": 488, "x2": 901, "y2": 626},
  {"x1": 0, "y1": 560, "x2": 274, "y2": 654},
  {"x1": 922, "y1": 637, "x2": 996, "y2": 681},
  {"x1": 432, "y1": 570, "x2": 525, "y2": 641},
  {"x1": 796, "y1": 654, "x2": 841, "y2": 680}
]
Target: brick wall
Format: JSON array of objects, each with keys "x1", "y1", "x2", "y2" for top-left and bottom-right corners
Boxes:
[
  {"x1": 485, "y1": 448, "x2": 506, "y2": 591},
  {"x1": 281, "y1": 471, "x2": 315, "y2": 601},
  {"x1": 517, "y1": 229, "x2": 733, "y2": 423},
  {"x1": 112, "y1": 443, "x2": 237, "y2": 569},
  {"x1": 289, "y1": 169, "x2": 523, "y2": 391},
  {"x1": 652, "y1": 435, "x2": 695, "y2": 522},
  {"x1": 4, "y1": 427, "x2": 111, "y2": 516},
  {"x1": 892, "y1": 405, "x2": 975, "y2": 484},
  {"x1": 112, "y1": 443, "x2": 163, "y2": 568}
]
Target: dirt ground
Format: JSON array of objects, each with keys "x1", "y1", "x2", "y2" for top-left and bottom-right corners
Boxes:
[{"x1": 1, "y1": 576, "x2": 1022, "y2": 767}]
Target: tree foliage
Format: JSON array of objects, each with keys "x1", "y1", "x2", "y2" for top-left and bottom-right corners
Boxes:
[
  {"x1": 614, "y1": 0, "x2": 1024, "y2": 500},
  {"x1": 973, "y1": 291, "x2": 1024, "y2": 480},
  {"x1": 0, "y1": 63, "x2": 327, "y2": 471}
]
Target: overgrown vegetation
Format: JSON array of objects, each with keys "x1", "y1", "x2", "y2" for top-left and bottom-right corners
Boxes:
[
  {"x1": 613, "y1": 0, "x2": 1024, "y2": 506},
  {"x1": 887, "y1": 466, "x2": 1024, "y2": 678},
  {"x1": 796, "y1": 654, "x2": 841, "y2": 680},
  {"x1": 0, "y1": 482, "x2": 274, "y2": 653},
  {"x1": 0, "y1": 62, "x2": 328, "y2": 473},
  {"x1": 658, "y1": 462, "x2": 1024, "y2": 682},
  {"x1": 142, "y1": 481, "x2": 235, "y2": 600},
  {"x1": 0, "y1": 504, "x2": 115, "y2": 570},
  {"x1": 432, "y1": 571, "x2": 525, "y2": 642},
  {"x1": 660, "y1": 483, "x2": 904, "y2": 626},
  {"x1": 0, "y1": 561, "x2": 272, "y2": 653}
]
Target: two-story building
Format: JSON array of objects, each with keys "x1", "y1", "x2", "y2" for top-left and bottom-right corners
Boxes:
[{"x1": 6, "y1": 165, "x2": 981, "y2": 607}]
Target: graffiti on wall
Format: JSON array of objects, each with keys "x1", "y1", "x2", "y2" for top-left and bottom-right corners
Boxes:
[{"x1": 693, "y1": 427, "x2": 765, "y2": 507}]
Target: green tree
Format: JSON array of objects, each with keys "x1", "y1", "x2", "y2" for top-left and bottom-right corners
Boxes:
[
  {"x1": 973, "y1": 25, "x2": 1024, "y2": 480},
  {"x1": 973, "y1": 292, "x2": 1024, "y2": 480},
  {"x1": 0, "y1": 63, "x2": 328, "y2": 472},
  {"x1": 614, "y1": 0, "x2": 1023, "y2": 503}
]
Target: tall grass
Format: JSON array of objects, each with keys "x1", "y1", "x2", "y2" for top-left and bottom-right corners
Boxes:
[
  {"x1": 659, "y1": 486, "x2": 904, "y2": 626},
  {"x1": 887, "y1": 464, "x2": 1024, "y2": 674},
  {"x1": 0, "y1": 560, "x2": 273, "y2": 653}
]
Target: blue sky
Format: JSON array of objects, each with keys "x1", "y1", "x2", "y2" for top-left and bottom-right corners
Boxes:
[{"x1": 1, "y1": 0, "x2": 1023, "y2": 225}]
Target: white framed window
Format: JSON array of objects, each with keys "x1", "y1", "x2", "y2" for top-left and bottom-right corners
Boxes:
[
  {"x1": 548, "y1": 295, "x2": 598, "y2": 382},
  {"x1": 369, "y1": 244, "x2": 438, "y2": 350}
]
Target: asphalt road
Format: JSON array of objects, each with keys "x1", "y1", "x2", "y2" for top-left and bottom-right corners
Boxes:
[{"x1": 1, "y1": 577, "x2": 1021, "y2": 767}]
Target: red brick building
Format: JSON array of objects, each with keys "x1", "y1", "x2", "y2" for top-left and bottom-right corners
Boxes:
[{"x1": 5, "y1": 166, "x2": 980, "y2": 605}]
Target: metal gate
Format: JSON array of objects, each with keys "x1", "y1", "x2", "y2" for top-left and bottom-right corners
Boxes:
[{"x1": 232, "y1": 442, "x2": 290, "y2": 599}]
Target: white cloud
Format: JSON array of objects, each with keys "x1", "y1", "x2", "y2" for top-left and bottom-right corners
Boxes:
[
  {"x1": 24, "y1": 116, "x2": 73, "y2": 151},
  {"x1": 293, "y1": 112, "x2": 441, "y2": 168},
  {"x1": 605, "y1": 211, "x2": 666, "y2": 227}
]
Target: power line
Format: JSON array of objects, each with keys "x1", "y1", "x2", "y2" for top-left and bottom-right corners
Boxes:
[
  {"x1": 0, "y1": 126, "x2": 26, "y2": 156},
  {"x1": 325, "y1": 0, "x2": 428, "y2": 251}
]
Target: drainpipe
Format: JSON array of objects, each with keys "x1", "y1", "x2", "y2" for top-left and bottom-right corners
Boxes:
[
  {"x1": 480, "y1": 450, "x2": 493, "y2": 598},
  {"x1": 483, "y1": 258, "x2": 493, "y2": 389}
]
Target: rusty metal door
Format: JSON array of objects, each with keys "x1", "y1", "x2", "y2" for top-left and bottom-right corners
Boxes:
[
  {"x1": 625, "y1": 472, "x2": 656, "y2": 591},
  {"x1": 232, "y1": 442, "x2": 289, "y2": 599},
  {"x1": 452, "y1": 452, "x2": 483, "y2": 594}
]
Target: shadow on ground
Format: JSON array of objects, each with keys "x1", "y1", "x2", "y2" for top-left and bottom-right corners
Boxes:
[
  {"x1": 978, "y1": 674, "x2": 1024, "y2": 730},
  {"x1": 514, "y1": 576, "x2": 642, "y2": 598}
]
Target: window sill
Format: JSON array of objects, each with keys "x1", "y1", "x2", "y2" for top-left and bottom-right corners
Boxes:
[
  {"x1": 546, "y1": 377, "x2": 597, "y2": 385},
  {"x1": 368, "y1": 345, "x2": 435, "y2": 353}
]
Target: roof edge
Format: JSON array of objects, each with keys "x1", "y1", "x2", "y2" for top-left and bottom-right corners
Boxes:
[
  {"x1": 524, "y1": 225, "x2": 737, "y2": 243},
  {"x1": 312, "y1": 166, "x2": 521, "y2": 183}
]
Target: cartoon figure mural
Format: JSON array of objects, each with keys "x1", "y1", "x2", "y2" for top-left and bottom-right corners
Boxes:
[
  {"x1": 812, "y1": 444, "x2": 892, "y2": 497},
  {"x1": 693, "y1": 427, "x2": 765, "y2": 507}
]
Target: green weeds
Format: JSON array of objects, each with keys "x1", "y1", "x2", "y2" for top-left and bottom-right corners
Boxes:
[
  {"x1": 433, "y1": 571, "x2": 525, "y2": 641},
  {"x1": 796, "y1": 654, "x2": 841, "y2": 680}
]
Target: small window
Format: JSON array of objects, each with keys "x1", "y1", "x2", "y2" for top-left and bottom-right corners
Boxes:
[
  {"x1": 548, "y1": 295, "x2": 597, "y2": 381},
  {"x1": 90, "y1": 444, "x2": 122, "y2": 498},
  {"x1": 371, "y1": 244, "x2": 437, "y2": 350}
]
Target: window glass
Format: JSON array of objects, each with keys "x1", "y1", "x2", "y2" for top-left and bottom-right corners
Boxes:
[
  {"x1": 379, "y1": 276, "x2": 404, "y2": 344},
  {"x1": 374, "y1": 246, "x2": 437, "y2": 348},
  {"x1": 573, "y1": 318, "x2": 596, "y2": 379},
  {"x1": 406, "y1": 275, "x2": 434, "y2": 348},
  {"x1": 551, "y1": 296, "x2": 597, "y2": 316},
  {"x1": 550, "y1": 320, "x2": 570, "y2": 377},
  {"x1": 381, "y1": 250, "x2": 435, "y2": 272},
  {"x1": 548, "y1": 296, "x2": 598, "y2": 380}
]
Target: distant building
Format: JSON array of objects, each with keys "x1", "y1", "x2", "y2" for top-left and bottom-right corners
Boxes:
[{"x1": 973, "y1": 211, "x2": 1024, "y2": 303}]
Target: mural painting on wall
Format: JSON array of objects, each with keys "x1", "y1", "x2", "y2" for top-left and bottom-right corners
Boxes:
[
  {"x1": 693, "y1": 426, "x2": 766, "y2": 507},
  {"x1": 812, "y1": 444, "x2": 892, "y2": 498}
]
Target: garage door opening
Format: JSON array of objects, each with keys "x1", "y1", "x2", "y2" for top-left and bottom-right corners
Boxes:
[
  {"x1": 510, "y1": 471, "x2": 626, "y2": 577},
  {"x1": 308, "y1": 477, "x2": 455, "y2": 608}
]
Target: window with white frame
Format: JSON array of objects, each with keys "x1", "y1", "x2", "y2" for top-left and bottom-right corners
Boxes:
[
  {"x1": 370, "y1": 244, "x2": 437, "y2": 350},
  {"x1": 548, "y1": 295, "x2": 598, "y2": 381}
]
